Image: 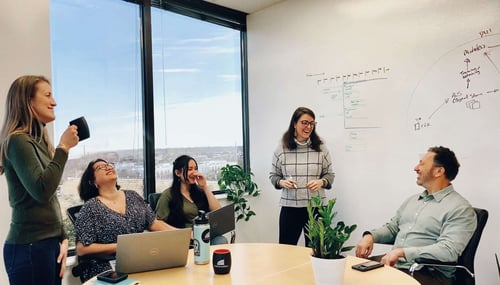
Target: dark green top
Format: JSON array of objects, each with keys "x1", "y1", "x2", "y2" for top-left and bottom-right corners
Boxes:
[
  {"x1": 156, "y1": 188, "x2": 200, "y2": 229},
  {"x1": 4, "y1": 133, "x2": 68, "y2": 244}
]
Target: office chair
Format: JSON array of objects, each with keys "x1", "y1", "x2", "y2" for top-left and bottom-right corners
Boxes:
[
  {"x1": 67, "y1": 204, "x2": 83, "y2": 225},
  {"x1": 496, "y1": 253, "x2": 500, "y2": 279},
  {"x1": 66, "y1": 204, "x2": 116, "y2": 281},
  {"x1": 409, "y1": 207, "x2": 489, "y2": 285},
  {"x1": 148, "y1": 192, "x2": 162, "y2": 212}
]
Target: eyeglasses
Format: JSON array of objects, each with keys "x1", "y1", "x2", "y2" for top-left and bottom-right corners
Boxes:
[
  {"x1": 94, "y1": 162, "x2": 115, "y2": 172},
  {"x1": 299, "y1": 120, "x2": 317, "y2": 127}
]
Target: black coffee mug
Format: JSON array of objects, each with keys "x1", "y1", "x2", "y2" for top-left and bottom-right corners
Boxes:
[
  {"x1": 69, "y1": 116, "x2": 90, "y2": 141},
  {"x1": 212, "y1": 249, "x2": 231, "y2": 274}
]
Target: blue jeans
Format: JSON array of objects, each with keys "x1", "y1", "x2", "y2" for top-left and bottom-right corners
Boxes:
[{"x1": 3, "y1": 237, "x2": 62, "y2": 285}]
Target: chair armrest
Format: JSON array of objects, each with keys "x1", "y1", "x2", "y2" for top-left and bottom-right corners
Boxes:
[
  {"x1": 410, "y1": 258, "x2": 474, "y2": 278},
  {"x1": 414, "y1": 258, "x2": 457, "y2": 266}
]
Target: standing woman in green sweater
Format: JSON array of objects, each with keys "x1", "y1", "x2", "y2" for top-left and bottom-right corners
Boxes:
[{"x1": 0, "y1": 75, "x2": 79, "y2": 285}]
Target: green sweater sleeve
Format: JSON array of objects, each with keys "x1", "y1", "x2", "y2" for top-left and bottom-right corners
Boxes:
[{"x1": 8, "y1": 134, "x2": 67, "y2": 203}]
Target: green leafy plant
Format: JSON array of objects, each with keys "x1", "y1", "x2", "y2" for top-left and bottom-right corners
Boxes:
[
  {"x1": 306, "y1": 196, "x2": 357, "y2": 259},
  {"x1": 217, "y1": 164, "x2": 260, "y2": 222}
]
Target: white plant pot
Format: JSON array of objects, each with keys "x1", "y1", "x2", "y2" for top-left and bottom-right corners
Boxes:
[{"x1": 310, "y1": 255, "x2": 346, "y2": 285}]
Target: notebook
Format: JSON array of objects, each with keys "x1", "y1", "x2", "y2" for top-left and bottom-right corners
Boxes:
[
  {"x1": 115, "y1": 228, "x2": 191, "y2": 274},
  {"x1": 207, "y1": 203, "x2": 235, "y2": 237}
]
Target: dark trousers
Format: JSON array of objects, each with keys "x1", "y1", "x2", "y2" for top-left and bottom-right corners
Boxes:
[
  {"x1": 3, "y1": 237, "x2": 62, "y2": 285},
  {"x1": 370, "y1": 254, "x2": 452, "y2": 285},
  {"x1": 279, "y1": 206, "x2": 310, "y2": 246}
]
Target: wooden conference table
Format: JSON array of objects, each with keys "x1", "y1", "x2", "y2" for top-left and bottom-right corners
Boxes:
[{"x1": 86, "y1": 243, "x2": 419, "y2": 285}]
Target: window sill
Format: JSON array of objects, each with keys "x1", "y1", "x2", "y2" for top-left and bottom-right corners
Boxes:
[{"x1": 213, "y1": 190, "x2": 227, "y2": 199}]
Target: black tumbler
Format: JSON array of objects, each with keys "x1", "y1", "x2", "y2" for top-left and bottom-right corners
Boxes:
[{"x1": 212, "y1": 249, "x2": 231, "y2": 274}]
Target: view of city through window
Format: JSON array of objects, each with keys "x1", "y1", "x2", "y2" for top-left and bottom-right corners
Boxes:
[{"x1": 50, "y1": 0, "x2": 243, "y2": 246}]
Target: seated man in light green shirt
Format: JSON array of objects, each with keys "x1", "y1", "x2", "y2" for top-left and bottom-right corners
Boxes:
[{"x1": 355, "y1": 146, "x2": 477, "y2": 285}]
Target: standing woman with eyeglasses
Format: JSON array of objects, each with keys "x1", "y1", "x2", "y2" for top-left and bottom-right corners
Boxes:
[
  {"x1": 0, "y1": 75, "x2": 79, "y2": 285},
  {"x1": 74, "y1": 158, "x2": 175, "y2": 282},
  {"x1": 269, "y1": 106, "x2": 335, "y2": 246}
]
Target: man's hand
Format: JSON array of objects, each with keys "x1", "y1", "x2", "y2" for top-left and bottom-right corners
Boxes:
[
  {"x1": 381, "y1": 248, "x2": 405, "y2": 267},
  {"x1": 355, "y1": 234, "x2": 374, "y2": 258}
]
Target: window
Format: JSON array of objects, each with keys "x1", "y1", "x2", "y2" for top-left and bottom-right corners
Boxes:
[
  {"x1": 151, "y1": 8, "x2": 243, "y2": 192},
  {"x1": 50, "y1": 0, "x2": 246, "y2": 248}
]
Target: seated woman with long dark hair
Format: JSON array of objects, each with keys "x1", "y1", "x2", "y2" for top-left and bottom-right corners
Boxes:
[{"x1": 155, "y1": 154, "x2": 227, "y2": 244}]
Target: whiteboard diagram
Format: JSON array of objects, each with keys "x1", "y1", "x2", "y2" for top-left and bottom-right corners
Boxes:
[{"x1": 407, "y1": 30, "x2": 500, "y2": 132}]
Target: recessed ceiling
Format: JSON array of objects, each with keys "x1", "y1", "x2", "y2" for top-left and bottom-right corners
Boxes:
[{"x1": 203, "y1": 0, "x2": 285, "y2": 14}]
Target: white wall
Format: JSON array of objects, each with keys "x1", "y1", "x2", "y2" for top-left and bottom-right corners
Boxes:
[
  {"x1": 245, "y1": 0, "x2": 500, "y2": 284},
  {"x1": 0, "y1": 1, "x2": 52, "y2": 283},
  {"x1": 0, "y1": 2, "x2": 81, "y2": 284}
]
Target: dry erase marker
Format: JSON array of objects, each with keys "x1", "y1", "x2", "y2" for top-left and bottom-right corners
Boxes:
[{"x1": 287, "y1": 175, "x2": 297, "y2": 189}]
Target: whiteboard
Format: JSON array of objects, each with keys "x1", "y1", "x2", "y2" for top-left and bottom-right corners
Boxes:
[{"x1": 246, "y1": 0, "x2": 500, "y2": 284}]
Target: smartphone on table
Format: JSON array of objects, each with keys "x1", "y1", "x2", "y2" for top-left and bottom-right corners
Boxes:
[
  {"x1": 96, "y1": 271, "x2": 128, "y2": 283},
  {"x1": 351, "y1": 260, "x2": 384, "y2": 272}
]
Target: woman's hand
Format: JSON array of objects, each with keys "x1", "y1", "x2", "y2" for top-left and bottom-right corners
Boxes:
[
  {"x1": 58, "y1": 239, "x2": 69, "y2": 278},
  {"x1": 280, "y1": 178, "x2": 297, "y2": 189},
  {"x1": 58, "y1": 125, "x2": 79, "y2": 152},
  {"x1": 306, "y1": 179, "x2": 324, "y2": 192},
  {"x1": 193, "y1": 171, "x2": 208, "y2": 189}
]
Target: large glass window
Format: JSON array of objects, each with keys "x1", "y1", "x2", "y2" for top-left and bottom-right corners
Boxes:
[
  {"x1": 50, "y1": 0, "x2": 245, "y2": 248},
  {"x1": 151, "y1": 8, "x2": 243, "y2": 192},
  {"x1": 51, "y1": 0, "x2": 143, "y2": 247}
]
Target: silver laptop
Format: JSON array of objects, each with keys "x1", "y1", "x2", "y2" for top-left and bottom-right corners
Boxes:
[
  {"x1": 115, "y1": 228, "x2": 191, "y2": 274},
  {"x1": 207, "y1": 203, "x2": 235, "y2": 237}
]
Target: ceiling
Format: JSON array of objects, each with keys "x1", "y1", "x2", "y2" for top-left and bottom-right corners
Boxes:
[{"x1": 203, "y1": 0, "x2": 285, "y2": 14}]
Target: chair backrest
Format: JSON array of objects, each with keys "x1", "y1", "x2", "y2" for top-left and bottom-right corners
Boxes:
[
  {"x1": 496, "y1": 253, "x2": 500, "y2": 279},
  {"x1": 67, "y1": 204, "x2": 83, "y2": 225},
  {"x1": 455, "y1": 207, "x2": 488, "y2": 285},
  {"x1": 148, "y1": 192, "x2": 162, "y2": 212}
]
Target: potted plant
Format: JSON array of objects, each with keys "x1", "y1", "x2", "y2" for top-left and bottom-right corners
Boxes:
[
  {"x1": 306, "y1": 196, "x2": 357, "y2": 285},
  {"x1": 217, "y1": 164, "x2": 260, "y2": 222}
]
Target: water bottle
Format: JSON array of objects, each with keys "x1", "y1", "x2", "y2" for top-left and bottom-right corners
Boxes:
[{"x1": 193, "y1": 210, "x2": 210, "y2": 264}]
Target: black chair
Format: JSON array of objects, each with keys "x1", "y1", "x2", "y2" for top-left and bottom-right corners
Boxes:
[
  {"x1": 409, "y1": 207, "x2": 489, "y2": 285},
  {"x1": 67, "y1": 204, "x2": 83, "y2": 225},
  {"x1": 496, "y1": 253, "x2": 500, "y2": 279},
  {"x1": 148, "y1": 192, "x2": 162, "y2": 212},
  {"x1": 66, "y1": 204, "x2": 115, "y2": 281}
]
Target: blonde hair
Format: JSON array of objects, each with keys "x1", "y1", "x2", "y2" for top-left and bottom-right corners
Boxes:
[{"x1": 0, "y1": 75, "x2": 55, "y2": 174}]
